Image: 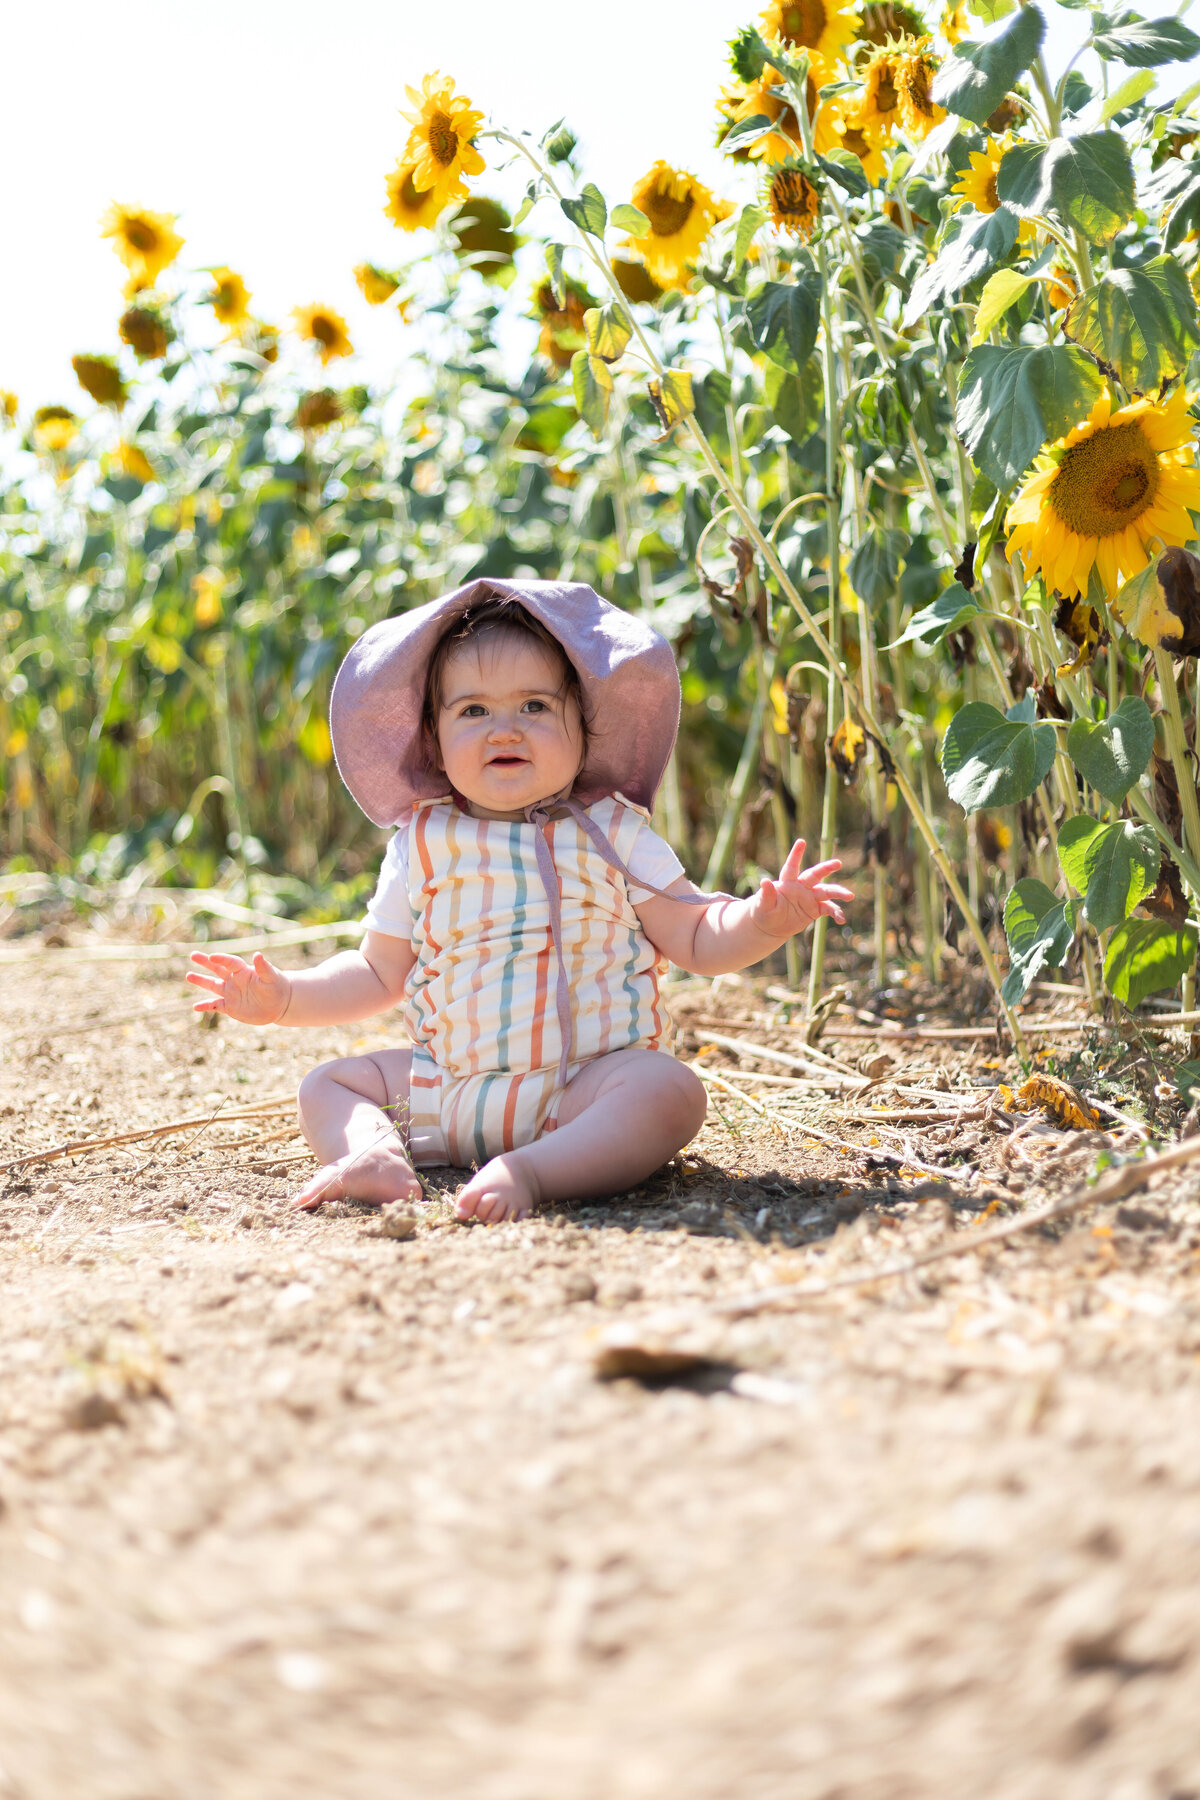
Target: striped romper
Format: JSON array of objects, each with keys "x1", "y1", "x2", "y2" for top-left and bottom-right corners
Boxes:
[{"x1": 364, "y1": 795, "x2": 685, "y2": 1168}]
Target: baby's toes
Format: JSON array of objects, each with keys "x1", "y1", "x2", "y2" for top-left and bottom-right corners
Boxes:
[{"x1": 292, "y1": 1164, "x2": 346, "y2": 1211}]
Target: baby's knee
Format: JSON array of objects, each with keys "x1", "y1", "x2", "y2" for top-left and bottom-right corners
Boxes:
[
  {"x1": 296, "y1": 1058, "x2": 355, "y2": 1118},
  {"x1": 657, "y1": 1060, "x2": 708, "y2": 1141}
]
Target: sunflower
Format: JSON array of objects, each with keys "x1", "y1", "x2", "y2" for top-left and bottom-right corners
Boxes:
[
  {"x1": 354, "y1": 263, "x2": 401, "y2": 305},
  {"x1": 830, "y1": 110, "x2": 888, "y2": 181},
  {"x1": 119, "y1": 304, "x2": 172, "y2": 361},
  {"x1": 532, "y1": 276, "x2": 596, "y2": 369},
  {"x1": 1005, "y1": 389, "x2": 1200, "y2": 599},
  {"x1": 100, "y1": 204, "x2": 184, "y2": 288},
  {"x1": 625, "y1": 162, "x2": 732, "y2": 290},
  {"x1": 384, "y1": 159, "x2": 457, "y2": 232},
  {"x1": 611, "y1": 252, "x2": 663, "y2": 305},
  {"x1": 295, "y1": 389, "x2": 343, "y2": 431},
  {"x1": 110, "y1": 442, "x2": 156, "y2": 484},
  {"x1": 858, "y1": 48, "x2": 905, "y2": 140},
  {"x1": 246, "y1": 320, "x2": 280, "y2": 364},
  {"x1": 32, "y1": 406, "x2": 77, "y2": 453},
  {"x1": 760, "y1": 0, "x2": 858, "y2": 64},
  {"x1": 895, "y1": 44, "x2": 945, "y2": 139},
  {"x1": 1, "y1": 391, "x2": 17, "y2": 426},
  {"x1": 731, "y1": 59, "x2": 839, "y2": 162},
  {"x1": 205, "y1": 267, "x2": 251, "y2": 329},
  {"x1": 292, "y1": 304, "x2": 354, "y2": 365},
  {"x1": 400, "y1": 72, "x2": 485, "y2": 199},
  {"x1": 767, "y1": 161, "x2": 822, "y2": 238},
  {"x1": 72, "y1": 354, "x2": 128, "y2": 410},
  {"x1": 951, "y1": 135, "x2": 1007, "y2": 212},
  {"x1": 939, "y1": 1, "x2": 969, "y2": 43},
  {"x1": 858, "y1": 2, "x2": 926, "y2": 45},
  {"x1": 1046, "y1": 265, "x2": 1077, "y2": 311}
]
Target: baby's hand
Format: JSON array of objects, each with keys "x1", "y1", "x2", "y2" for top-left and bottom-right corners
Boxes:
[
  {"x1": 749, "y1": 838, "x2": 853, "y2": 939},
  {"x1": 186, "y1": 950, "x2": 292, "y2": 1025}
]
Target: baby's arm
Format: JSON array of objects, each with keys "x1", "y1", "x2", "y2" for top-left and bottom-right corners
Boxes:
[
  {"x1": 187, "y1": 929, "x2": 416, "y2": 1027},
  {"x1": 634, "y1": 838, "x2": 851, "y2": 978}
]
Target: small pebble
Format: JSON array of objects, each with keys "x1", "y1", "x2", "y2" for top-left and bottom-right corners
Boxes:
[{"x1": 560, "y1": 1270, "x2": 597, "y2": 1304}]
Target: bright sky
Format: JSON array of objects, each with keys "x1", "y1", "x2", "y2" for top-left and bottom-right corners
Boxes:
[{"x1": 0, "y1": 0, "x2": 1174, "y2": 413}]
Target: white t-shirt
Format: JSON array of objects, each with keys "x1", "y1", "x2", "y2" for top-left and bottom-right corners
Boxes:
[{"x1": 364, "y1": 802, "x2": 686, "y2": 940}]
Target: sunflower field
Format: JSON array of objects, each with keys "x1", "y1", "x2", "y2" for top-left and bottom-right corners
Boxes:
[{"x1": 7, "y1": 1, "x2": 1200, "y2": 1056}]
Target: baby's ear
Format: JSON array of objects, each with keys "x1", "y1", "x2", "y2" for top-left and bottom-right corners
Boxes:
[{"x1": 422, "y1": 723, "x2": 445, "y2": 772}]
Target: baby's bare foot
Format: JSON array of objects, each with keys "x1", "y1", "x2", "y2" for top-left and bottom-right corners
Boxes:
[
  {"x1": 454, "y1": 1153, "x2": 542, "y2": 1223},
  {"x1": 292, "y1": 1141, "x2": 422, "y2": 1212}
]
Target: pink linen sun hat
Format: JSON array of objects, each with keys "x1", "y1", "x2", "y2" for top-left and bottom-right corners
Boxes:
[{"x1": 329, "y1": 576, "x2": 682, "y2": 826}]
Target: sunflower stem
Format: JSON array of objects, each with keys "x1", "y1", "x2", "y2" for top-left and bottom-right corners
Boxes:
[
  {"x1": 1154, "y1": 645, "x2": 1200, "y2": 907},
  {"x1": 808, "y1": 233, "x2": 843, "y2": 1015}
]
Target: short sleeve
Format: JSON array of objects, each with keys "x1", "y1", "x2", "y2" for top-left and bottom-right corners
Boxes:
[
  {"x1": 362, "y1": 829, "x2": 415, "y2": 939},
  {"x1": 623, "y1": 819, "x2": 686, "y2": 902}
]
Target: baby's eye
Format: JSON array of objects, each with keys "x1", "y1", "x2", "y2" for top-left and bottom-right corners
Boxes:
[
  {"x1": 460, "y1": 703, "x2": 488, "y2": 718},
  {"x1": 522, "y1": 699, "x2": 550, "y2": 714}
]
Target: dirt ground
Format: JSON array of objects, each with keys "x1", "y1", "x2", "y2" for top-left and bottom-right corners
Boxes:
[{"x1": 2, "y1": 926, "x2": 1200, "y2": 1800}]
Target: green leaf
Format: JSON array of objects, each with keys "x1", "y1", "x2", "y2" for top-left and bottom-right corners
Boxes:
[
  {"x1": 1093, "y1": 12, "x2": 1200, "y2": 66},
  {"x1": 763, "y1": 358, "x2": 822, "y2": 445},
  {"x1": 1175, "y1": 1060, "x2": 1200, "y2": 1103},
  {"x1": 956, "y1": 344, "x2": 1104, "y2": 488},
  {"x1": 999, "y1": 132, "x2": 1136, "y2": 245},
  {"x1": 931, "y1": 3, "x2": 1046, "y2": 123},
  {"x1": 848, "y1": 527, "x2": 909, "y2": 606},
  {"x1": 1100, "y1": 68, "x2": 1156, "y2": 120},
  {"x1": 940, "y1": 699, "x2": 1057, "y2": 812},
  {"x1": 1063, "y1": 256, "x2": 1200, "y2": 393},
  {"x1": 818, "y1": 150, "x2": 869, "y2": 197},
  {"x1": 611, "y1": 203, "x2": 650, "y2": 237},
  {"x1": 1104, "y1": 918, "x2": 1198, "y2": 1006},
  {"x1": 583, "y1": 302, "x2": 632, "y2": 363},
  {"x1": 971, "y1": 268, "x2": 1034, "y2": 343},
  {"x1": 901, "y1": 208, "x2": 1019, "y2": 328},
  {"x1": 646, "y1": 368, "x2": 695, "y2": 434},
  {"x1": 730, "y1": 24, "x2": 773, "y2": 81},
  {"x1": 560, "y1": 183, "x2": 607, "y2": 237},
  {"x1": 734, "y1": 204, "x2": 767, "y2": 267},
  {"x1": 545, "y1": 243, "x2": 566, "y2": 308},
  {"x1": 886, "y1": 582, "x2": 981, "y2": 647},
  {"x1": 1057, "y1": 815, "x2": 1160, "y2": 931},
  {"x1": 1065, "y1": 695, "x2": 1155, "y2": 801},
  {"x1": 722, "y1": 112, "x2": 778, "y2": 155},
  {"x1": 571, "y1": 349, "x2": 613, "y2": 439},
  {"x1": 1144, "y1": 156, "x2": 1200, "y2": 248},
  {"x1": 743, "y1": 278, "x2": 821, "y2": 374},
  {"x1": 1002, "y1": 878, "x2": 1075, "y2": 1004}
]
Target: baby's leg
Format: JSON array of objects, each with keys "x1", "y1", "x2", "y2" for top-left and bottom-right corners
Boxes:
[
  {"x1": 455, "y1": 1047, "x2": 707, "y2": 1223},
  {"x1": 293, "y1": 1048, "x2": 423, "y2": 1210}
]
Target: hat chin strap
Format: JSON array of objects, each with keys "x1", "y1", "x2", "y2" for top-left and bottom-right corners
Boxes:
[{"x1": 523, "y1": 793, "x2": 721, "y2": 1091}]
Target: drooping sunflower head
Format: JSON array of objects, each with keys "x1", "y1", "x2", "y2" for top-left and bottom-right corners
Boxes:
[
  {"x1": 858, "y1": 2, "x2": 926, "y2": 47},
  {"x1": 985, "y1": 93, "x2": 1023, "y2": 134},
  {"x1": 292, "y1": 304, "x2": 354, "y2": 366},
  {"x1": 766, "y1": 161, "x2": 823, "y2": 238},
  {"x1": 354, "y1": 263, "x2": 401, "y2": 305},
  {"x1": 205, "y1": 267, "x2": 252, "y2": 329},
  {"x1": 118, "y1": 304, "x2": 172, "y2": 361},
  {"x1": 448, "y1": 197, "x2": 518, "y2": 278},
  {"x1": 858, "y1": 47, "x2": 905, "y2": 140},
  {"x1": 384, "y1": 159, "x2": 456, "y2": 232},
  {"x1": 626, "y1": 162, "x2": 733, "y2": 290},
  {"x1": 400, "y1": 71, "x2": 485, "y2": 199},
  {"x1": 731, "y1": 57, "x2": 839, "y2": 162},
  {"x1": 895, "y1": 43, "x2": 945, "y2": 139},
  {"x1": 295, "y1": 389, "x2": 343, "y2": 432},
  {"x1": 1, "y1": 391, "x2": 17, "y2": 426},
  {"x1": 100, "y1": 204, "x2": 184, "y2": 288},
  {"x1": 32, "y1": 406, "x2": 78, "y2": 453},
  {"x1": 72, "y1": 354, "x2": 129, "y2": 410},
  {"x1": 531, "y1": 276, "x2": 596, "y2": 369},
  {"x1": 760, "y1": 0, "x2": 858, "y2": 64},
  {"x1": 951, "y1": 135, "x2": 1008, "y2": 212},
  {"x1": 1005, "y1": 389, "x2": 1200, "y2": 599}
]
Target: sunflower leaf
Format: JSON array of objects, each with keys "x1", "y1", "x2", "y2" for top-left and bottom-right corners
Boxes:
[
  {"x1": 886, "y1": 582, "x2": 981, "y2": 648},
  {"x1": 1093, "y1": 12, "x2": 1200, "y2": 67},
  {"x1": 1058, "y1": 814, "x2": 1160, "y2": 930},
  {"x1": 1001, "y1": 132, "x2": 1136, "y2": 244},
  {"x1": 901, "y1": 208, "x2": 1019, "y2": 328},
  {"x1": 545, "y1": 243, "x2": 566, "y2": 308},
  {"x1": 1144, "y1": 155, "x2": 1200, "y2": 248},
  {"x1": 583, "y1": 303, "x2": 632, "y2": 364},
  {"x1": 1104, "y1": 917, "x2": 1198, "y2": 1006},
  {"x1": 1066, "y1": 696, "x2": 1155, "y2": 800},
  {"x1": 610, "y1": 204, "x2": 650, "y2": 238},
  {"x1": 733, "y1": 204, "x2": 767, "y2": 268},
  {"x1": 1002, "y1": 878, "x2": 1076, "y2": 1004},
  {"x1": 762, "y1": 358, "x2": 822, "y2": 445},
  {"x1": 1063, "y1": 256, "x2": 1200, "y2": 392},
  {"x1": 931, "y1": 4, "x2": 1046, "y2": 124},
  {"x1": 722, "y1": 113, "x2": 778, "y2": 155},
  {"x1": 561, "y1": 184, "x2": 608, "y2": 239},
  {"x1": 818, "y1": 151, "x2": 869, "y2": 197},
  {"x1": 571, "y1": 350, "x2": 613, "y2": 439},
  {"x1": 1112, "y1": 549, "x2": 1200, "y2": 654},
  {"x1": 956, "y1": 343, "x2": 1104, "y2": 488},
  {"x1": 742, "y1": 278, "x2": 821, "y2": 374},
  {"x1": 848, "y1": 527, "x2": 909, "y2": 607},
  {"x1": 646, "y1": 369, "x2": 695, "y2": 436},
  {"x1": 940, "y1": 699, "x2": 1058, "y2": 813},
  {"x1": 1099, "y1": 68, "x2": 1156, "y2": 120},
  {"x1": 971, "y1": 268, "x2": 1034, "y2": 344},
  {"x1": 730, "y1": 25, "x2": 773, "y2": 82}
]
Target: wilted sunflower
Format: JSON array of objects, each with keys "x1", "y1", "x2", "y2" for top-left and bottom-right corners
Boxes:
[
  {"x1": 760, "y1": 0, "x2": 858, "y2": 64},
  {"x1": 767, "y1": 162, "x2": 822, "y2": 238},
  {"x1": 858, "y1": 48, "x2": 905, "y2": 139},
  {"x1": 400, "y1": 72, "x2": 485, "y2": 199},
  {"x1": 532, "y1": 277, "x2": 596, "y2": 369},
  {"x1": 0, "y1": 391, "x2": 17, "y2": 426},
  {"x1": 100, "y1": 204, "x2": 184, "y2": 289},
  {"x1": 1006, "y1": 389, "x2": 1200, "y2": 598},
  {"x1": 205, "y1": 267, "x2": 251, "y2": 330},
  {"x1": 292, "y1": 304, "x2": 354, "y2": 365},
  {"x1": 72, "y1": 354, "x2": 128, "y2": 410},
  {"x1": 895, "y1": 44, "x2": 945, "y2": 138},
  {"x1": 731, "y1": 59, "x2": 839, "y2": 163},
  {"x1": 384, "y1": 159, "x2": 456, "y2": 232},
  {"x1": 119, "y1": 304, "x2": 172, "y2": 361},
  {"x1": 625, "y1": 162, "x2": 732, "y2": 291},
  {"x1": 295, "y1": 389, "x2": 343, "y2": 431},
  {"x1": 354, "y1": 263, "x2": 401, "y2": 305},
  {"x1": 858, "y1": 2, "x2": 925, "y2": 45},
  {"x1": 32, "y1": 406, "x2": 77, "y2": 453},
  {"x1": 449, "y1": 197, "x2": 518, "y2": 278}
]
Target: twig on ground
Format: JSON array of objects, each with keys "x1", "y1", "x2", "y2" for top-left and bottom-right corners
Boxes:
[
  {"x1": 694, "y1": 1030, "x2": 863, "y2": 1087},
  {"x1": 0, "y1": 1095, "x2": 296, "y2": 1172}
]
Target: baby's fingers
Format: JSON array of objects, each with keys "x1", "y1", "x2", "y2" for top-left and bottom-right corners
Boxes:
[
  {"x1": 798, "y1": 858, "x2": 844, "y2": 884},
  {"x1": 184, "y1": 970, "x2": 226, "y2": 994},
  {"x1": 812, "y1": 881, "x2": 854, "y2": 902},
  {"x1": 189, "y1": 950, "x2": 249, "y2": 974}
]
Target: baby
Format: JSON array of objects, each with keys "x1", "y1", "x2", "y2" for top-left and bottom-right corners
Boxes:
[{"x1": 187, "y1": 579, "x2": 850, "y2": 1223}]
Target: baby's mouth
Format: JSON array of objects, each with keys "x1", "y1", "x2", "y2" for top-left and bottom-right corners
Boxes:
[{"x1": 488, "y1": 755, "x2": 528, "y2": 767}]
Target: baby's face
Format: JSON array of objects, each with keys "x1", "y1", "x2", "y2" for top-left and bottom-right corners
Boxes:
[{"x1": 434, "y1": 634, "x2": 585, "y2": 820}]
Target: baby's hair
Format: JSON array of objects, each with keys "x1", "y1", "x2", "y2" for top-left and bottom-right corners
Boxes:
[{"x1": 422, "y1": 590, "x2": 590, "y2": 754}]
